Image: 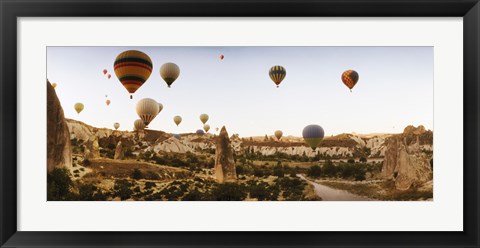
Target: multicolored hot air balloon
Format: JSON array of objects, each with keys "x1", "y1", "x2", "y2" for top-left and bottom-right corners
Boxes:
[
  {"x1": 136, "y1": 98, "x2": 159, "y2": 127},
  {"x1": 220, "y1": 54, "x2": 224, "y2": 60},
  {"x1": 274, "y1": 130, "x2": 283, "y2": 141},
  {"x1": 173, "y1": 116, "x2": 182, "y2": 126},
  {"x1": 160, "y1": 62, "x2": 180, "y2": 88},
  {"x1": 114, "y1": 122, "x2": 120, "y2": 130},
  {"x1": 269, "y1": 65, "x2": 286, "y2": 88},
  {"x1": 157, "y1": 102, "x2": 163, "y2": 114},
  {"x1": 114, "y1": 50, "x2": 153, "y2": 99},
  {"x1": 103, "y1": 69, "x2": 107, "y2": 75},
  {"x1": 134, "y1": 119, "x2": 146, "y2": 131},
  {"x1": 51, "y1": 82, "x2": 57, "y2": 89},
  {"x1": 196, "y1": 129, "x2": 205, "y2": 135},
  {"x1": 302, "y1": 124, "x2": 325, "y2": 150},
  {"x1": 203, "y1": 124, "x2": 210, "y2": 133},
  {"x1": 341, "y1": 70, "x2": 359, "y2": 92},
  {"x1": 106, "y1": 99, "x2": 111, "y2": 106},
  {"x1": 74, "y1": 103, "x2": 84, "y2": 114},
  {"x1": 200, "y1": 114, "x2": 209, "y2": 124},
  {"x1": 107, "y1": 74, "x2": 111, "y2": 79}
]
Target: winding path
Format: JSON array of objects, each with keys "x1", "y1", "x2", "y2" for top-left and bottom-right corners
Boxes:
[{"x1": 298, "y1": 175, "x2": 372, "y2": 201}]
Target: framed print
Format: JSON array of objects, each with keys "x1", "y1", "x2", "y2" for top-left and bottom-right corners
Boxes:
[{"x1": 1, "y1": 0, "x2": 479, "y2": 247}]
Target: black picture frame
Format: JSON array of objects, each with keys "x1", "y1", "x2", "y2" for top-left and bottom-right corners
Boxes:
[{"x1": 1, "y1": 0, "x2": 479, "y2": 247}]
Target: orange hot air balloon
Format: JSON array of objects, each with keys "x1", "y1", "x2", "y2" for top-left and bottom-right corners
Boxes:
[
  {"x1": 103, "y1": 69, "x2": 107, "y2": 75},
  {"x1": 341, "y1": 70, "x2": 359, "y2": 92},
  {"x1": 220, "y1": 54, "x2": 224, "y2": 60},
  {"x1": 106, "y1": 99, "x2": 111, "y2": 106}
]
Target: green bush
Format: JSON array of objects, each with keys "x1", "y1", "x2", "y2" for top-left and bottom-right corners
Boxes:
[
  {"x1": 132, "y1": 169, "x2": 144, "y2": 180},
  {"x1": 307, "y1": 165, "x2": 322, "y2": 178},
  {"x1": 76, "y1": 183, "x2": 107, "y2": 201},
  {"x1": 113, "y1": 180, "x2": 134, "y2": 200},
  {"x1": 47, "y1": 168, "x2": 74, "y2": 201}
]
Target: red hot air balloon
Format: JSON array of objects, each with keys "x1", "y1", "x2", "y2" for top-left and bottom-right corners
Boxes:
[
  {"x1": 107, "y1": 74, "x2": 111, "y2": 79},
  {"x1": 220, "y1": 54, "x2": 224, "y2": 60},
  {"x1": 103, "y1": 69, "x2": 107, "y2": 75}
]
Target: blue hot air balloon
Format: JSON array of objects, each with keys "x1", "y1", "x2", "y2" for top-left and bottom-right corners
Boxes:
[
  {"x1": 173, "y1": 134, "x2": 181, "y2": 140},
  {"x1": 196, "y1": 129, "x2": 205, "y2": 135},
  {"x1": 302, "y1": 124, "x2": 325, "y2": 150}
]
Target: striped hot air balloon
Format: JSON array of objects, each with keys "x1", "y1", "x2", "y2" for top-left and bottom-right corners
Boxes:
[
  {"x1": 134, "y1": 119, "x2": 146, "y2": 131},
  {"x1": 160, "y1": 62, "x2": 180, "y2": 88},
  {"x1": 157, "y1": 102, "x2": 163, "y2": 114},
  {"x1": 136, "y1": 98, "x2": 159, "y2": 127},
  {"x1": 341, "y1": 70, "x2": 359, "y2": 92},
  {"x1": 274, "y1": 130, "x2": 283, "y2": 141},
  {"x1": 114, "y1": 50, "x2": 153, "y2": 99},
  {"x1": 269, "y1": 65, "x2": 286, "y2": 88},
  {"x1": 302, "y1": 124, "x2": 325, "y2": 150},
  {"x1": 74, "y1": 103, "x2": 84, "y2": 114},
  {"x1": 113, "y1": 122, "x2": 120, "y2": 130}
]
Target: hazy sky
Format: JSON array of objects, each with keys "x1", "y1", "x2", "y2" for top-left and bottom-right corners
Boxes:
[{"x1": 47, "y1": 46, "x2": 433, "y2": 137}]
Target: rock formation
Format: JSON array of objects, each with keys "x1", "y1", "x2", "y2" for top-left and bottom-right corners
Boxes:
[
  {"x1": 382, "y1": 126, "x2": 433, "y2": 190},
  {"x1": 214, "y1": 126, "x2": 237, "y2": 183},
  {"x1": 114, "y1": 141, "x2": 124, "y2": 160},
  {"x1": 84, "y1": 135, "x2": 100, "y2": 160},
  {"x1": 47, "y1": 80, "x2": 72, "y2": 172}
]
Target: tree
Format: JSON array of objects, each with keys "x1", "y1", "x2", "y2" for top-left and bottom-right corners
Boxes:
[
  {"x1": 132, "y1": 168, "x2": 144, "y2": 180},
  {"x1": 347, "y1": 158, "x2": 355, "y2": 164},
  {"x1": 212, "y1": 183, "x2": 247, "y2": 201},
  {"x1": 273, "y1": 165, "x2": 285, "y2": 178},
  {"x1": 359, "y1": 157, "x2": 367, "y2": 163},
  {"x1": 47, "y1": 168, "x2": 73, "y2": 200},
  {"x1": 307, "y1": 165, "x2": 322, "y2": 178},
  {"x1": 322, "y1": 160, "x2": 337, "y2": 177}
]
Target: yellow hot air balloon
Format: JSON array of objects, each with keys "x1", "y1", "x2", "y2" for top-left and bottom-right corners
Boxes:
[
  {"x1": 203, "y1": 124, "x2": 210, "y2": 133},
  {"x1": 51, "y1": 82, "x2": 57, "y2": 89},
  {"x1": 74, "y1": 103, "x2": 84, "y2": 114},
  {"x1": 114, "y1": 122, "x2": 120, "y2": 130},
  {"x1": 200, "y1": 114, "x2": 209, "y2": 124},
  {"x1": 134, "y1": 119, "x2": 146, "y2": 131},
  {"x1": 136, "y1": 98, "x2": 159, "y2": 127},
  {"x1": 160, "y1": 62, "x2": 180, "y2": 88},
  {"x1": 269, "y1": 65, "x2": 286, "y2": 88},
  {"x1": 114, "y1": 50, "x2": 153, "y2": 99},
  {"x1": 274, "y1": 130, "x2": 283, "y2": 141},
  {"x1": 106, "y1": 99, "x2": 111, "y2": 106},
  {"x1": 173, "y1": 116, "x2": 182, "y2": 126}
]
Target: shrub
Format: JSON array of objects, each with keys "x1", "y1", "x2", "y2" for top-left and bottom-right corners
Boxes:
[
  {"x1": 211, "y1": 183, "x2": 247, "y2": 201},
  {"x1": 82, "y1": 159, "x2": 91, "y2": 166},
  {"x1": 132, "y1": 169, "x2": 144, "y2": 180},
  {"x1": 322, "y1": 160, "x2": 337, "y2": 177},
  {"x1": 145, "y1": 182, "x2": 156, "y2": 189},
  {"x1": 347, "y1": 158, "x2": 355, "y2": 164},
  {"x1": 73, "y1": 169, "x2": 80, "y2": 174},
  {"x1": 359, "y1": 157, "x2": 367, "y2": 163},
  {"x1": 77, "y1": 183, "x2": 107, "y2": 201},
  {"x1": 272, "y1": 165, "x2": 285, "y2": 178},
  {"x1": 307, "y1": 165, "x2": 322, "y2": 178},
  {"x1": 182, "y1": 190, "x2": 204, "y2": 201},
  {"x1": 47, "y1": 168, "x2": 73, "y2": 201},
  {"x1": 113, "y1": 180, "x2": 134, "y2": 200}
]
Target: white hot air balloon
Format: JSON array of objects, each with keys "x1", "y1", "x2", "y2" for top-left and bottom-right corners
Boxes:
[
  {"x1": 114, "y1": 122, "x2": 120, "y2": 130},
  {"x1": 136, "y1": 98, "x2": 159, "y2": 127}
]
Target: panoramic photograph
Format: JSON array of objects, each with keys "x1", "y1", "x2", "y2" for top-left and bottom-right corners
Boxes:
[{"x1": 46, "y1": 46, "x2": 433, "y2": 201}]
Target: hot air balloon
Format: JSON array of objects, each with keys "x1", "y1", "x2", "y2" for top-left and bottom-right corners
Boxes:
[
  {"x1": 302, "y1": 124, "x2": 325, "y2": 150},
  {"x1": 200, "y1": 114, "x2": 209, "y2": 124},
  {"x1": 51, "y1": 82, "x2": 57, "y2": 89},
  {"x1": 341, "y1": 70, "x2": 359, "y2": 92},
  {"x1": 114, "y1": 122, "x2": 120, "y2": 130},
  {"x1": 106, "y1": 99, "x2": 111, "y2": 106},
  {"x1": 103, "y1": 69, "x2": 107, "y2": 75},
  {"x1": 220, "y1": 54, "x2": 224, "y2": 60},
  {"x1": 114, "y1": 50, "x2": 153, "y2": 99},
  {"x1": 134, "y1": 119, "x2": 146, "y2": 131},
  {"x1": 196, "y1": 129, "x2": 205, "y2": 135},
  {"x1": 173, "y1": 116, "x2": 182, "y2": 126},
  {"x1": 173, "y1": 134, "x2": 181, "y2": 140},
  {"x1": 215, "y1": 127, "x2": 219, "y2": 132},
  {"x1": 136, "y1": 98, "x2": 159, "y2": 127},
  {"x1": 274, "y1": 130, "x2": 283, "y2": 141},
  {"x1": 203, "y1": 124, "x2": 210, "y2": 133},
  {"x1": 107, "y1": 74, "x2": 111, "y2": 79},
  {"x1": 160, "y1": 62, "x2": 180, "y2": 88},
  {"x1": 269, "y1": 65, "x2": 286, "y2": 88},
  {"x1": 157, "y1": 102, "x2": 163, "y2": 114},
  {"x1": 74, "y1": 103, "x2": 84, "y2": 114}
]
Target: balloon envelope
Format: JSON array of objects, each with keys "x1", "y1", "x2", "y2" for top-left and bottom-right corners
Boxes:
[
  {"x1": 136, "y1": 98, "x2": 159, "y2": 126},
  {"x1": 173, "y1": 134, "x2": 181, "y2": 140},
  {"x1": 114, "y1": 122, "x2": 120, "y2": 130},
  {"x1": 302, "y1": 124, "x2": 325, "y2": 150},
  {"x1": 74, "y1": 103, "x2": 84, "y2": 114},
  {"x1": 160, "y1": 62, "x2": 180, "y2": 88},
  {"x1": 269, "y1": 65, "x2": 286, "y2": 87},
  {"x1": 173, "y1": 116, "x2": 182, "y2": 126},
  {"x1": 196, "y1": 129, "x2": 205, "y2": 135},
  {"x1": 51, "y1": 83, "x2": 57, "y2": 89},
  {"x1": 114, "y1": 50, "x2": 153, "y2": 98},
  {"x1": 134, "y1": 119, "x2": 146, "y2": 131},
  {"x1": 157, "y1": 102, "x2": 163, "y2": 114},
  {"x1": 106, "y1": 99, "x2": 111, "y2": 106},
  {"x1": 220, "y1": 54, "x2": 224, "y2": 60},
  {"x1": 341, "y1": 70, "x2": 359, "y2": 91},
  {"x1": 103, "y1": 69, "x2": 107, "y2": 75},
  {"x1": 203, "y1": 124, "x2": 210, "y2": 133},
  {"x1": 274, "y1": 130, "x2": 283, "y2": 141},
  {"x1": 200, "y1": 114, "x2": 209, "y2": 124},
  {"x1": 107, "y1": 74, "x2": 111, "y2": 79}
]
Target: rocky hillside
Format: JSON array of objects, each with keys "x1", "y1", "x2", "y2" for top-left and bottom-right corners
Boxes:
[{"x1": 66, "y1": 119, "x2": 432, "y2": 160}]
